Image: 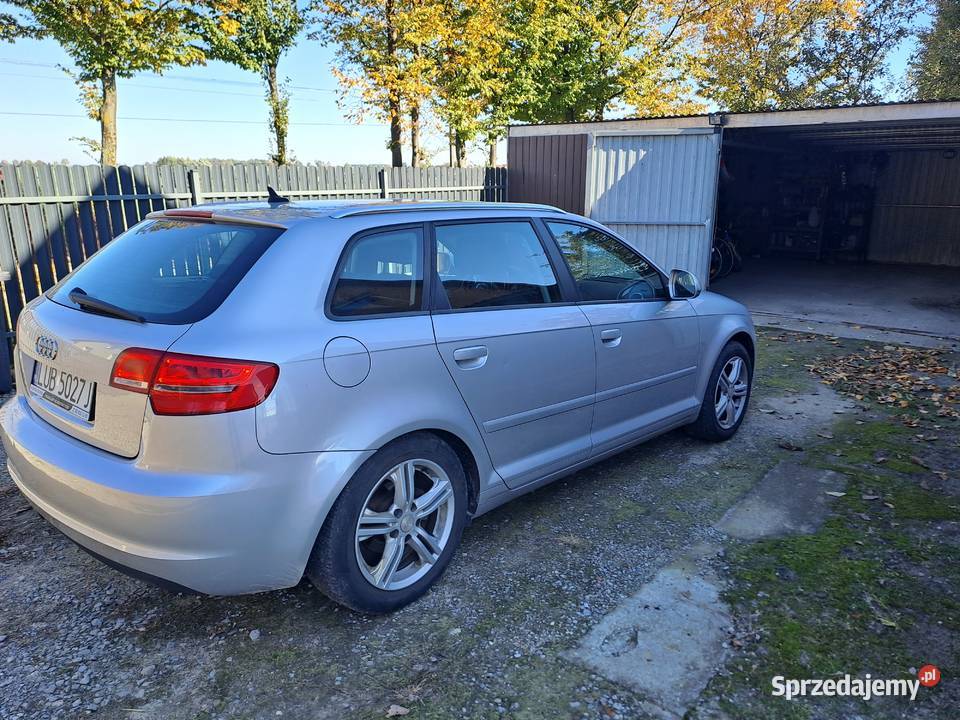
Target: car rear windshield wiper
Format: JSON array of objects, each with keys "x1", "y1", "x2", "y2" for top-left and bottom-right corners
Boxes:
[{"x1": 68, "y1": 287, "x2": 145, "y2": 324}]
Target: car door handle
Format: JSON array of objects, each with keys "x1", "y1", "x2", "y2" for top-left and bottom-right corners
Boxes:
[
  {"x1": 600, "y1": 329, "x2": 622, "y2": 347},
  {"x1": 453, "y1": 345, "x2": 488, "y2": 369}
]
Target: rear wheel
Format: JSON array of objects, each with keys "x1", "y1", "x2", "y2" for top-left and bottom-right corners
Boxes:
[
  {"x1": 717, "y1": 240, "x2": 735, "y2": 278},
  {"x1": 710, "y1": 246, "x2": 724, "y2": 281},
  {"x1": 306, "y1": 434, "x2": 467, "y2": 613},
  {"x1": 686, "y1": 341, "x2": 752, "y2": 441}
]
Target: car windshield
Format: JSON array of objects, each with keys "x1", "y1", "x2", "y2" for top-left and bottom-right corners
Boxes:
[{"x1": 49, "y1": 219, "x2": 282, "y2": 324}]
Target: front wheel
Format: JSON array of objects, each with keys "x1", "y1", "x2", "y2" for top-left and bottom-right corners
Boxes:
[
  {"x1": 686, "y1": 341, "x2": 752, "y2": 441},
  {"x1": 306, "y1": 434, "x2": 467, "y2": 613}
]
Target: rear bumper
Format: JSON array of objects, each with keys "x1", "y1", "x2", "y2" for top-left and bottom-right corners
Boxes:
[{"x1": 0, "y1": 394, "x2": 370, "y2": 595}]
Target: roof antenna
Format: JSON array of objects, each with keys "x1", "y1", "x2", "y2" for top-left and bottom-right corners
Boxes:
[{"x1": 266, "y1": 186, "x2": 289, "y2": 204}]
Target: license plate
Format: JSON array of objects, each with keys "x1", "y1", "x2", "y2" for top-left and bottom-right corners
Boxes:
[{"x1": 31, "y1": 361, "x2": 96, "y2": 421}]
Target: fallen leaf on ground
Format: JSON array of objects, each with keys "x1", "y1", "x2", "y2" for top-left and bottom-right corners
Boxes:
[
  {"x1": 387, "y1": 705, "x2": 410, "y2": 717},
  {"x1": 778, "y1": 440, "x2": 804, "y2": 451},
  {"x1": 825, "y1": 491, "x2": 846, "y2": 497},
  {"x1": 862, "y1": 494, "x2": 880, "y2": 501}
]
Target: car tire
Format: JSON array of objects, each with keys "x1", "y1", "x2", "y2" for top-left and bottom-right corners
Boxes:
[
  {"x1": 306, "y1": 433, "x2": 468, "y2": 613},
  {"x1": 686, "y1": 341, "x2": 752, "y2": 442}
]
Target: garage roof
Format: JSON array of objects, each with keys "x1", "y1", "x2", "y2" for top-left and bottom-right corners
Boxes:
[{"x1": 508, "y1": 99, "x2": 960, "y2": 150}]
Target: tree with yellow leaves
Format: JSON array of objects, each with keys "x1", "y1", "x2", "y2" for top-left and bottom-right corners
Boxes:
[
  {"x1": 315, "y1": 0, "x2": 440, "y2": 167},
  {"x1": 3, "y1": 1, "x2": 205, "y2": 165},
  {"x1": 196, "y1": 0, "x2": 311, "y2": 165},
  {"x1": 692, "y1": 0, "x2": 908, "y2": 111}
]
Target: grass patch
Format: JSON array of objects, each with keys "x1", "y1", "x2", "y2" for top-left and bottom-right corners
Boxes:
[{"x1": 695, "y1": 340, "x2": 960, "y2": 719}]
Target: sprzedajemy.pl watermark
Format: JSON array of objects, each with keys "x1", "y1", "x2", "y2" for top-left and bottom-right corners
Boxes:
[{"x1": 772, "y1": 665, "x2": 941, "y2": 702}]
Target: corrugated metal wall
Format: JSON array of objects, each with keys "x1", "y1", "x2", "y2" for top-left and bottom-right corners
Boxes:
[
  {"x1": 870, "y1": 151, "x2": 960, "y2": 267},
  {"x1": 507, "y1": 134, "x2": 588, "y2": 213},
  {"x1": 586, "y1": 130, "x2": 721, "y2": 283}
]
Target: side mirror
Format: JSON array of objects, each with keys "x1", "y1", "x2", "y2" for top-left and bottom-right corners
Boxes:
[{"x1": 669, "y1": 269, "x2": 701, "y2": 299}]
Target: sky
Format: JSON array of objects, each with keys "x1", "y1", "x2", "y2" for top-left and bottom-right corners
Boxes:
[
  {"x1": 0, "y1": 25, "x2": 922, "y2": 167},
  {"x1": 0, "y1": 36, "x2": 487, "y2": 166}
]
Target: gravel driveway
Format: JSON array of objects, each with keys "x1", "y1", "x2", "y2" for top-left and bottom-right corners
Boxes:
[{"x1": 0, "y1": 332, "x2": 937, "y2": 719}]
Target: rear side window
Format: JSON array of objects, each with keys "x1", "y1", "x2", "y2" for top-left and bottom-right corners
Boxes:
[
  {"x1": 330, "y1": 227, "x2": 424, "y2": 317},
  {"x1": 435, "y1": 221, "x2": 561, "y2": 309},
  {"x1": 546, "y1": 221, "x2": 668, "y2": 302},
  {"x1": 49, "y1": 219, "x2": 282, "y2": 324}
]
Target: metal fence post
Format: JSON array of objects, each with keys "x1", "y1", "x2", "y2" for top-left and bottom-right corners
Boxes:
[
  {"x1": 0, "y1": 267, "x2": 11, "y2": 393},
  {"x1": 188, "y1": 169, "x2": 202, "y2": 205},
  {"x1": 378, "y1": 169, "x2": 390, "y2": 199}
]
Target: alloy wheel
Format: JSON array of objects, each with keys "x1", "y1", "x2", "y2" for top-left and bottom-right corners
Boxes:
[
  {"x1": 715, "y1": 356, "x2": 749, "y2": 429},
  {"x1": 354, "y1": 459, "x2": 456, "y2": 591}
]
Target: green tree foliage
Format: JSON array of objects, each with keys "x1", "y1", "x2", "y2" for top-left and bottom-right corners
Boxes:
[
  {"x1": 512, "y1": 0, "x2": 703, "y2": 124},
  {"x1": 3, "y1": 1, "x2": 205, "y2": 165},
  {"x1": 911, "y1": 0, "x2": 960, "y2": 100},
  {"x1": 805, "y1": 0, "x2": 923, "y2": 106},
  {"x1": 196, "y1": 0, "x2": 310, "y2": 165}
]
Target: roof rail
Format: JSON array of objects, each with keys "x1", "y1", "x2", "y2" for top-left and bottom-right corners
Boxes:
[{"x1": 329, "y1": 201, "x2": 568, "y2": 219}]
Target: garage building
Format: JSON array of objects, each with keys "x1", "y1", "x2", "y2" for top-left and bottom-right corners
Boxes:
[{"x1": 507, "y1": 101, "x2": 960, "y2": 343}]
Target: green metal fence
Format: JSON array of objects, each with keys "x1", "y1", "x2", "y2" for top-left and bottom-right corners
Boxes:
[{"x1": 0, "y1": 162, "x2": 507, "y2": 391}]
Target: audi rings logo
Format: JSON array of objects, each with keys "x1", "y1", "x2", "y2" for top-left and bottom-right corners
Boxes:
[{"x1": 35, "y1": 335, "x2": 58, "y2": 361}]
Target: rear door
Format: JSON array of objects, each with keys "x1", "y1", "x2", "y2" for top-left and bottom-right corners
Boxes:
[
  {"x1": 430, "y1": 219, "x2": 595, "y2": 489},
  {"x1": 19, "y1": 218, "x2": 282, "y2": 458},
  {"x1": 586, "y1": 129, "x2": 721, "y2": 285},
  {"x1": 544, "y1": 220, "x2": 700, "y2": 456}
]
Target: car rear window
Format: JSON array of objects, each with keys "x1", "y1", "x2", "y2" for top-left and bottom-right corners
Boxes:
[{"x1": 49, "y1": 219, "x2": 283, "y2": 324}]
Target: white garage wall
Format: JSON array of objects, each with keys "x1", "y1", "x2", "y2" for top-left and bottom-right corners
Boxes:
[{"x1": 585, "y1": 130, "x2": 721, "y2": 284}]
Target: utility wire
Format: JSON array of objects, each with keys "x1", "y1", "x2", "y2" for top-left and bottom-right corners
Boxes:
[
  {"x1": 0, "y1": 70, "x2": 336, "y2": 102},
  {"x1": 0, "y1": 57, "x2": 340, "y2": 93},
  {"x1": 0, "y1": 110, "x2": 385, "y2": 127}
]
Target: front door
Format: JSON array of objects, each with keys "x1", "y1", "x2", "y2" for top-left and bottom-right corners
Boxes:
[
  {"x1": 544, "y1": 220, "x2": 700, "y2": 455},
  {"x1": 430, "y1": 219, "x2": 596, "y2": 489}
]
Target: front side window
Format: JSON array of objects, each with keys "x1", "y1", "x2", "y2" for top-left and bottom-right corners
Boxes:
[
  {"x1": 435, "y1": 221, "x2": 561, "y2": 309},
  {"x1": 547, "y1": 222, "x2": 668, "y2": 302},
  {"x1": 330, "y1": 227, "x2": 423, "y2": 317}
]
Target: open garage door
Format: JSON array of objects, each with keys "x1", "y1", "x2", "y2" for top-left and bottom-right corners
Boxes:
[{"x1": 585, "y1": 129, "x2": 722, "y2": 285}]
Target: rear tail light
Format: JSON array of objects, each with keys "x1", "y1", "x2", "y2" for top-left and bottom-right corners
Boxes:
[{"x1": 110, "y1": 348, "x2": 279, "y2": 416}]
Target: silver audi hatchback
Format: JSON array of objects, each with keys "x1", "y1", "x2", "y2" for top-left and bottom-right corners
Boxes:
[{"x1": 0, "y1": 199, "x2": 755, "y2": 612}]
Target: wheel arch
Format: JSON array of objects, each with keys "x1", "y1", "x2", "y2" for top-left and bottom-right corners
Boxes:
[
  {"x1": 695, "y1": 316, "x2": 757, "y2": 400},
  {"x1": 729, "y1": 330, "x2": 755, "y2": 367},
  {"x1": 374, "y1": 428, "x2": 481, "y2": 516}
]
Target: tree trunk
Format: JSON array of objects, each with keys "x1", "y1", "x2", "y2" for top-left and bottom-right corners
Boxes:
[
  {"x1": 100, "y1": 71, "x2": 117, "y2": 166},
  {"x1": 385, "y1": 0, "x2": 403, "y2": 167},
  {"x1": 454, "y1": 131, "x2": 466, "y2": 168},
  {"x1": 410, "y1": 105, "x2": 421, "y2": 167},
  {"x1": 448, "y1": 127, "x2": 455, "y2": 166},
  {"x1": 265, "y1": 64, "x2": 288, "y2": 165},
  {"x1": 487, "y1": 137, "x2": 497, "y2": 166},
  {"x1": 388, "y1": 100, "x2": 403, "y2": 167}
]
